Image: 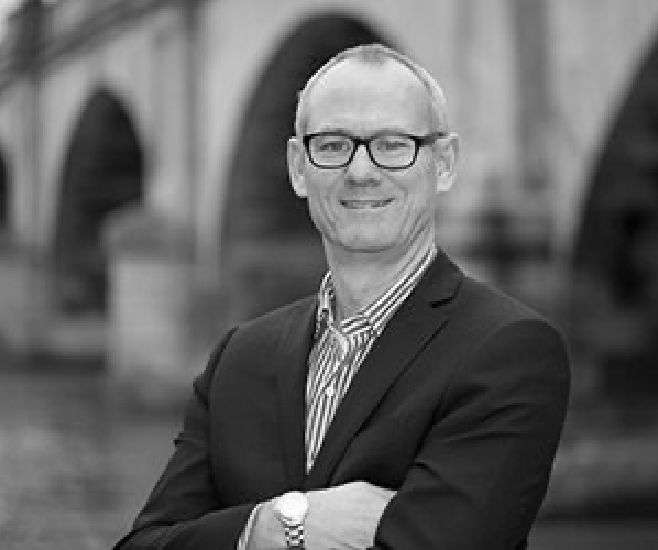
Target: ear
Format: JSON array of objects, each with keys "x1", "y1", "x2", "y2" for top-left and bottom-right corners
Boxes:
[
  {"x1": 287, "y1": 137, "x2": 308, "y2": 198},
  {"x1": 435, "y1": 132, "x2": 460, "y2": 193}
]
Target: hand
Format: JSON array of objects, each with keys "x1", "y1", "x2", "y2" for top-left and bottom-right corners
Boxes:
[
  {"x1": 245, "y1": 501, "x2": 285, "y2": 550},
  {"x1": 247, "y1": 482, "x2": 395, "y2": 550},
  {"x1": 305, "y1": 482, "x2": 395, "y2": 549}
]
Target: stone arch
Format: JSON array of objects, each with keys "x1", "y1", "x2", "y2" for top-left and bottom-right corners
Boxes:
[
  {"x1": 574, "y1": 32, "x2": 658, "y2": 407},
  {"x1": 54, "y1": 87, "x2": 144, "y2": 315},
  {"x1": 223, "y1": 12, "x2": 391, "y2": 320}
]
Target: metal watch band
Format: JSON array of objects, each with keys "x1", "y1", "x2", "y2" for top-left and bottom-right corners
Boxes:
[{"x1": 284, "y1": 524, "x2": 305, "y2": 549}]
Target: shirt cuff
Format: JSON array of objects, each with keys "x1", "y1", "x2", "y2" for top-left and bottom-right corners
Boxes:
[{"x1": 236, "y1": 503, "x2": 264, "y2": 550}]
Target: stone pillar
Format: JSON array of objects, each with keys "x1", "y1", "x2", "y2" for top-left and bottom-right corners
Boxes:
[
  {"x1": 106, "y1": 208, "x2": 195, "y2": 409},
  {"x1": 0, "y1": 243, "x2": 36, "y2": 357},
  {"x1": 509, "y1": 0, "x2": 565, "y2": 320}
]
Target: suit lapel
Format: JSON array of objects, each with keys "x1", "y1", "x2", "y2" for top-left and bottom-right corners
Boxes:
[
  {"x1": 304, "y1": 251, "x2": 463, "y2": 488},
  {"x1": 274, "y1": 297, "x2": 317, "y2": 489}
]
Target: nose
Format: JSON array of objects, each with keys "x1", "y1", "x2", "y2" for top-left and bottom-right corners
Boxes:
[{"x1": 345, "y1": 143, "x2": 378, "y2": 186}]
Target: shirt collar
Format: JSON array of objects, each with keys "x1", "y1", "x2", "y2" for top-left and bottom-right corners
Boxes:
[{"x1": 315, "y1": 243, "x2": 437, "y2": 338}]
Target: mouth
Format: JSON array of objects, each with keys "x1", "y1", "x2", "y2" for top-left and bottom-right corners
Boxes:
[{"x1": 340, "y1": 198, "x2": 394, "y2": 210}]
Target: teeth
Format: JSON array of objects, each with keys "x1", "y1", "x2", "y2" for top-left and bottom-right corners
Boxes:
[{"x1": 341, "y1": 199, "x2": 392, "y2": 209}]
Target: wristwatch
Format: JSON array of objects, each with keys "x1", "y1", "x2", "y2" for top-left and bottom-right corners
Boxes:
[{"x1": 273, "y1": 491, "x2": 309, "y2": 549}]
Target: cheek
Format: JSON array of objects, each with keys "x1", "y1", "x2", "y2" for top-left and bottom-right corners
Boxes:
[
  {"x1": 305, "y1": 187, "x2": 339, "y2": 231},
  {"x1": 397, "y1": 180, "x2": 436, "y2": 224},
  {"x1": 398, "y1": 172, "x2": 432, "y2": 203},
  {"x1": 306, "y1": 186, "x2": 331, "y2": 213},
  {"x1": 306, "y1": 177, "x2": 339, "y2": 210}
]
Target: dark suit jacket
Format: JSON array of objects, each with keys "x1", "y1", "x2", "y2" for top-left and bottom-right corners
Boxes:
[{"x1": 115, "y1": 251, "x2": 570, "y2": 550}]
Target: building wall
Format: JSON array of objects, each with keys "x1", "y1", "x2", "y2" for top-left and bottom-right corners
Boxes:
[
  {"x1": 550, "y1": 0, "x2": 658, "y2": 250},
  {"x1": 39, "y1": 3, "x2": 196, "y2": 249},
  {"x1": 195, "y1": 0, "x2": 521, "y2": 265},
  {"x1": 1, "y1": 0, "x2": 654, "y2": 269},
  {"x1": 0, "y1": 0, "x2": 655, "y2": 392}
]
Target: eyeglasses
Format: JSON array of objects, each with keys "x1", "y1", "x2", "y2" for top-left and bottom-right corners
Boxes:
[{"x1": 302, "y1": 131, "x2": 446, "y2": 169}]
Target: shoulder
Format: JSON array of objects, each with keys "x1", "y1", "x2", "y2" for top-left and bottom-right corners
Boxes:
[
  {"x1": 202, "y1": 294, "x2": 316, "y2": 371},
  {"x1": 450, "y1": 274, "x2": 563, "y2": 342},
  {"x1": 444, "y1": 274, "x2": 570, "y2": 386},
  {"x1": 458, "y1": 275, "x2": 543, "y2": 321},
  {"x1": 427, "y1": 271, "x2": 570, "y2": 385},
  {"x1": 233, "y1": 294, "x2": 317, "y2": 341},
  {"x1": 418, "y1": 250, "x2": 555, "y2": 339}
]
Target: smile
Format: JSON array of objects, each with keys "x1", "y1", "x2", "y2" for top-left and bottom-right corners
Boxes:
[{"x1": 340, "y1": 198, "x2": 394, "y2": 209}]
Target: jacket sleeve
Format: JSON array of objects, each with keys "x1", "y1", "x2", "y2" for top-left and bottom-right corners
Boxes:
[
  {"x1": 371, "y1": 318, "x2": 570, "y2": 550},
  {"x1": 113, "y1": 327, "x2": 256, "y2": 550}
]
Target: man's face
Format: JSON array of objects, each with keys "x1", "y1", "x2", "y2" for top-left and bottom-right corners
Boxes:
[{"x1": 288, "y1": 59, "x2": 456, "y2": 257}]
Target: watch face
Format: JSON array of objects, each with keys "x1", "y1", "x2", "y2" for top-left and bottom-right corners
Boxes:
[{"x1": 276, "y1": 492, "x2": 309, "y2": 524}]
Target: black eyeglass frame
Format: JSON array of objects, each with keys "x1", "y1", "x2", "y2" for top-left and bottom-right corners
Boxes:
[{"x1": 302, "y1": 131, "x2": 448, "y2": 169}]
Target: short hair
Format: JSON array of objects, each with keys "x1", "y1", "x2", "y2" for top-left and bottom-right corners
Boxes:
[{"x1": 294, "y1": 43, "x2": 450, "y2": 136}]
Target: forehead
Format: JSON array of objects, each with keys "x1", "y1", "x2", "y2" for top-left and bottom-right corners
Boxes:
[{"x1": 304, "y1": 59, "x2": 432, "y2": 133}]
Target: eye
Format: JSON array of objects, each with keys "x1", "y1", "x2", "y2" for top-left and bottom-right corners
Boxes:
[
  {"x1": 314, "y1": 136, "x2": 351, "y2": 154},
  {"x1": 374, "y1": 135, "x2": 413, "y2": 153}
]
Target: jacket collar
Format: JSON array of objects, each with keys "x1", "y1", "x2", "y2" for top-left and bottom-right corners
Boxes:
[{"x1": 274, "y1": 249, "x2": 463, "y2": 489}]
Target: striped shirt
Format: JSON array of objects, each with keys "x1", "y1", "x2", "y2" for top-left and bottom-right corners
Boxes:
[
  {"x1": 238, "y1": 244, "x2": 437, "y2": 549},
  {"x1": 305, "y1": 244, "x2": 436, "y2": 471}
]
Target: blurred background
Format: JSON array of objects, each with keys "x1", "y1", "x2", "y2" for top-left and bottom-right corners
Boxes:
[{"x1": 0, "y1": 0, "x2": 656, "y2": 548}]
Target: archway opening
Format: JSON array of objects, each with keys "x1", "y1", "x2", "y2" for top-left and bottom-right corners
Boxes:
[
  {"x1": 574, "y1": 34, "x2": 658, "y2": 416},
  {"x1": 224, "y1": 13, "x2": 391, "y2": 320},
  {"x1": 55, "y1": 88, "x2": 144, "y2": 315}
]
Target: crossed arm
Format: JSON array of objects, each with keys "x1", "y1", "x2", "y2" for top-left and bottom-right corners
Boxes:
[
  {"x1": 246, "y1": 482, "x2": 394, "y2": 549},
  {"x1": 112, "y1": 327, "x2": 392, "y2": 550},
  {"x1": 114, "y1": 319, "x2": 569, "y2": 550}
]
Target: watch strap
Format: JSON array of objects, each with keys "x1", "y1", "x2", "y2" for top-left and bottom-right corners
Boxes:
[{"x1": 284, "y1": 523, "x2": 305, "y2": 548}]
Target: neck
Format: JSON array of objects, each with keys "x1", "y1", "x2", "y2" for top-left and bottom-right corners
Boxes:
[{"x1": 324, "y1": 231, "x2": 435, "y2": 320}]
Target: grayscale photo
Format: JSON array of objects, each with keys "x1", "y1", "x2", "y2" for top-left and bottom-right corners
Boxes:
[{"x1": 0, "y1": 1, "x2": 656, "y2": 549}]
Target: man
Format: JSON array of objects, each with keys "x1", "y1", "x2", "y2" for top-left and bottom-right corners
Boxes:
[{"x1": 115, "y1": 44, "x2": 569, "y2": 550}]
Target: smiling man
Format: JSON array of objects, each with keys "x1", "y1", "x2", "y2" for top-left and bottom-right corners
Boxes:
[{"x1": 115, "y1": 44, "x2": 570, "y2": 550}]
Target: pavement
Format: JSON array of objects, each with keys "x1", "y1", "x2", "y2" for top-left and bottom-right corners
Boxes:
[{"x1": 0, "y1": 368, "x2": 657, "y2": 550}]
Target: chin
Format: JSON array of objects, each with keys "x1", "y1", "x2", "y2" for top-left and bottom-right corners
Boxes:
[
  {"x1": 345, "y1": 244, "x2": 392, "y2": 253},
  {"x1": 334, "y1": 234, "x2": 397, "y2": 253}
]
